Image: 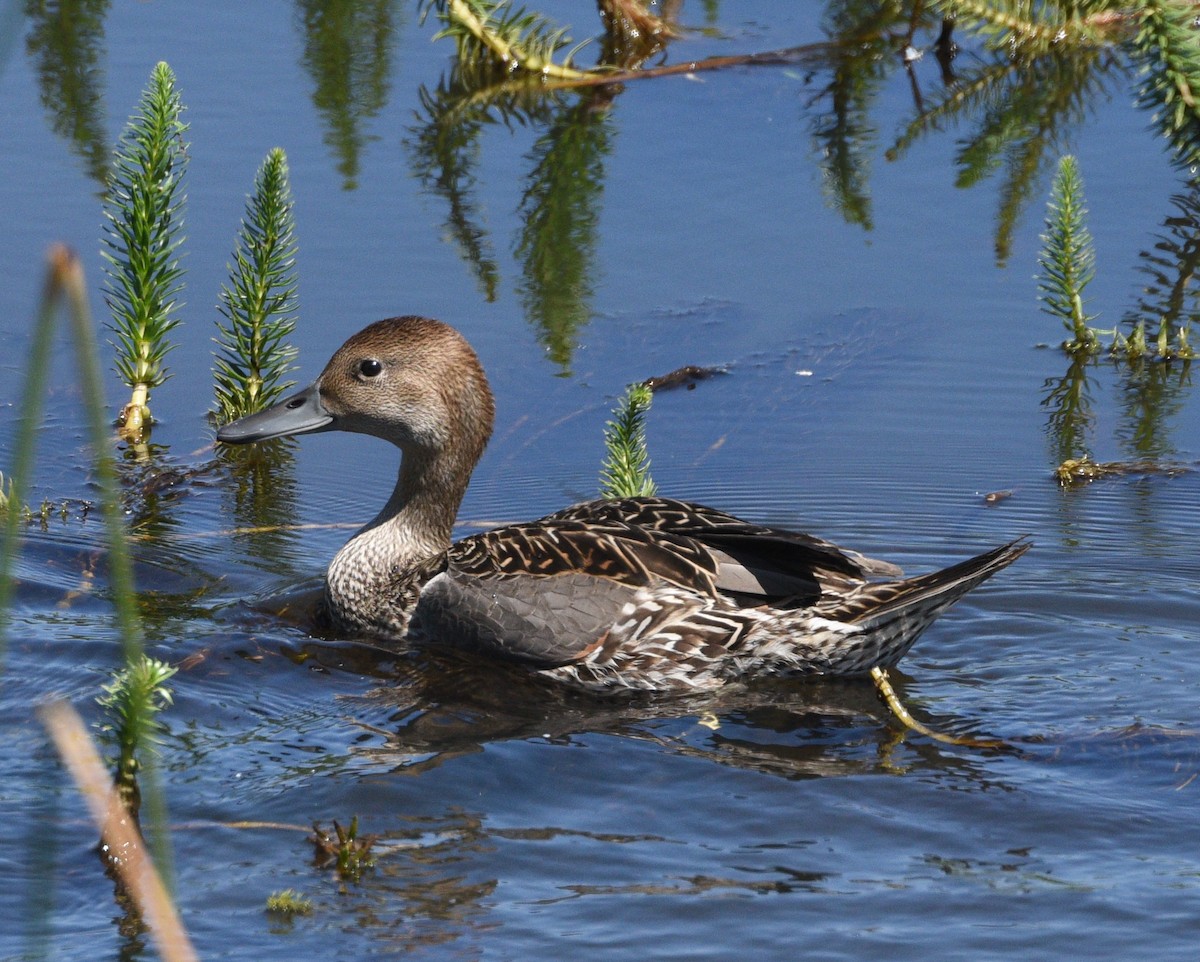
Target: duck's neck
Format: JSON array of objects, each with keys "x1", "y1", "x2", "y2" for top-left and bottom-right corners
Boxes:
[{"x1": 325, "y1": 446, "x2": 471, "y2": 634}]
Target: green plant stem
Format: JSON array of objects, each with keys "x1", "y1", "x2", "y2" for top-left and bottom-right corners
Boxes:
[
  {"x1": 1038, "y1": 155, "x2": 1099, "y2": 352},
  {"x1": 7, "y1": 247, "x2": 173, "y2": 886},
  {"x1": 61, "y1": 247, "x2": 174, "y2": 882},
  {"x1": 0, "y1": 251, "x2": 60, "y2": 652}
]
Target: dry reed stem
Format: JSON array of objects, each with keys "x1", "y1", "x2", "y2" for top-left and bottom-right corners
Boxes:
[{"x1": 38, "y1": 700, "x2": 198, "y2": 962}]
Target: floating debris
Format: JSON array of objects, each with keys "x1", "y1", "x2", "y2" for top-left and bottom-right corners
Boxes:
[
  {"x1": 1055, "y1": 455, "x2": 1196, "y2": 486},
  {"x1": 641, "y1": 364, "x2": 725, "y2": 392}
]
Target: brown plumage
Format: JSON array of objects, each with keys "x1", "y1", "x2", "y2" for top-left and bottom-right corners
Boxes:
[{"x1": 218, "y1": 316, "x2": 1029, "y2": 692}]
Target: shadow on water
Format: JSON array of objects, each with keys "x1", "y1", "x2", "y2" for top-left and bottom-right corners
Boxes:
[{"x1": 202, "y1": 621, "x2": 1200, "y2": 791}]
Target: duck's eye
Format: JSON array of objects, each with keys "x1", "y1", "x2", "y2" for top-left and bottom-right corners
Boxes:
[{"x1": 358, "y1": 358, "x2": 383, "y2": 378}]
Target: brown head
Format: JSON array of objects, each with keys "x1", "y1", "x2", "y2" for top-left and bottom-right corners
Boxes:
[{"x1": 218, "y1": 315, "x2": 496, "y2": 474}]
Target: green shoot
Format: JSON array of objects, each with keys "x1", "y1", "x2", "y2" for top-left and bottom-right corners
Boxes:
[
  {"x1": 599, "y1": 383, "x2": 657, "y2": 499},
  {"x1": 213, "y1": 147, "x2": 300, "y2": 422},
  {"x1": 101, "y1": 61, "x2": 189, "y2": 440},
  {"x1": 1038, "y1": 155, "x2": 1100, "y2": 353},
  {"x1": 39, "y1": 701, "x2": 198, "y2": 962},
  {"x1": 96, "y1": 655, "x2": 177, "y2": 815},
  {"x1": 311, "y1": 818, "x2": 377, "y2": 880}
]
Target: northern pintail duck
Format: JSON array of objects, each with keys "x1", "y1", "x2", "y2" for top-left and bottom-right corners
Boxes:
[{"x1": 218, "y1": 316, "x2": 1028, "y2": 692}]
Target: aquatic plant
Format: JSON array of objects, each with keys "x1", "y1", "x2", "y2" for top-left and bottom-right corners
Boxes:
[
  {"x1": 101, "y1": 61, "x2": 189, "y2": 441},
  {"x1": 1039, "y1": 154, "x2": 1196, "y2": 361},
  {"x1": 213, "y1": 147, "x2": 300, "y2": 422},
  {"x1": 96, "y1": 655, "x2": 177, "y2": 814},
  {"x1": 2, "y1": 249, "x2": 141, "y2": 656},
  {"x1": 1038, "y1": 155, "x2": 1100, "y2": 353},
  {"x1": 311, "y1": 817, "x2": 377, "y2": 880},
  {"x1": 266, "y1": 889, "x2": 314, "y2": 916},
  {"x1": 1120, "y1": 187, "x2": 1200, "y2": 362},
  {"x1": 599, "y1": 382, "x2": 657, "y2": 499},
  {"x1": 0, "y1": 471, "x2": 23, "y2": 520}
]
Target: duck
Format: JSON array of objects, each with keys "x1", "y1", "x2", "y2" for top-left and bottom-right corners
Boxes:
[{"x1": 217, "y1": 316, "x2": 1029, "y2": 693}]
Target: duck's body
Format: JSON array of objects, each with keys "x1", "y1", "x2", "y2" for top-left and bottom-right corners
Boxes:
[{"x1": 218, "y1": 316, "x2": 1028, "y2": 693}]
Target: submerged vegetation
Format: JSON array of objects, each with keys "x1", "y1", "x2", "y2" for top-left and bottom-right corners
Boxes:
[
  {"x1": 265, "y1": 889, "x2": 314, "y2": 916},
  {"x1": 310, "y1": 817, "x2": 378, "y2": 881}
]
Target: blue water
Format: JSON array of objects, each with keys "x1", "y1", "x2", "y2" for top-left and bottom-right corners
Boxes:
[{"x1": 1, "y1": 2, "x2": 1199, "y2": 959}]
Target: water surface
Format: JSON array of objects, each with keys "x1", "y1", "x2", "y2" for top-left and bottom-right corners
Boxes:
[{"x1": 1, "y1": 3, "x2": 1198, "y2": 959}]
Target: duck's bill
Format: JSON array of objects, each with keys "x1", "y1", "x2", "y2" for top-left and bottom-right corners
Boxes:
[{"x1": 216, "y1": 383, "x2": 334, "y2": 444}]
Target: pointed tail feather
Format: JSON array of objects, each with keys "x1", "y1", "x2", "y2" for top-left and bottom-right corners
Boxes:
[
  {"x1": 763, "y1": 537, "x2": 1030, "y2": 675},
  {"x1": 838, "y1": 537, "x2": 1029, "y2": 623}
]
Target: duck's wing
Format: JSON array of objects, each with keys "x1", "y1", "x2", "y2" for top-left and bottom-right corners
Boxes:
[
  {"x1": 412, "y1": 566, "x2": 650, "y2": 668},
  {"x1": 413, "y1": 501, "x2": 906, "y2": 669},
  {"x1": 544, "y1": 497, "x2": 903, "y2": 602},
  {"x1": 413, "y1": 516, "x2": 724, "y2": 667},
  {"x1": 451, "y1": 516, "x2": 723, "y2": 593}
]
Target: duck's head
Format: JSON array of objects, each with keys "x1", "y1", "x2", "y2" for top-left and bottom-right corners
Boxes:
[{"x1": 217, "y1": 316, "x2": 496, "y2": 468}]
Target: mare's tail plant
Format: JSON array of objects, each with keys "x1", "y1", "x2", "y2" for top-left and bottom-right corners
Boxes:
[
  {"x1": 1038, "y1": 154, "x2": 1101, "y2": 354},
  {"x1": 97, "y1": 656, "x2": 177, "y2": 817},
  {"x1": 212, "y1": 147, "x2": 300, "y2": 422},
  {"x1": 102, "y1": 61, "x2": 188, "y2": 441},
  {"x1": 599, "y1": 382, "x2": 657, "y2": 499}
]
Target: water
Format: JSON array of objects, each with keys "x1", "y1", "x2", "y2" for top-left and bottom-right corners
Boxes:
[{"x1": 2, "y1": 2, "x2": 1199, "y2": 959}]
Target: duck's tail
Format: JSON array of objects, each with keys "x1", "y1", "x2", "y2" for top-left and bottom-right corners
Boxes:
[{"x1": 746, "y1": 537, "x2": 1031, "y2": 676}]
